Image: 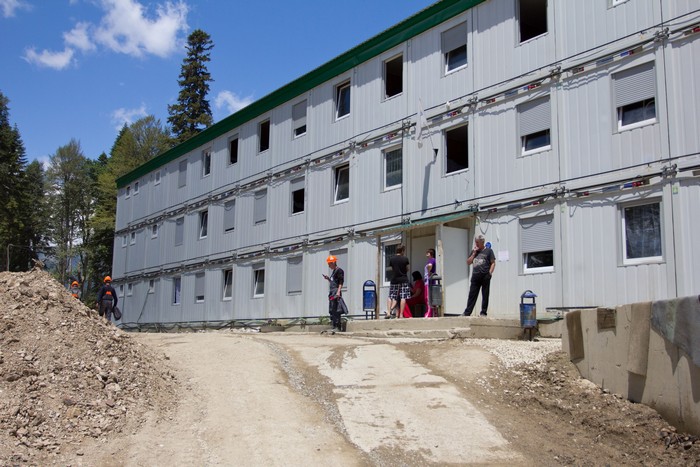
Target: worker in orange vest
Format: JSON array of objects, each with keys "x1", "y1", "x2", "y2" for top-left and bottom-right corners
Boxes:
[
  {"x1": 96, "y1": 276, "x2": 118, "y2": 322},
  {"x1": 69, "y1": 281, "x2": 81, "y2": 299}
]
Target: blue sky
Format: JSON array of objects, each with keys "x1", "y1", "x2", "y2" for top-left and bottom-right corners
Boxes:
[{"x1": 0, "y1": 0, "x2": 433, "y2": 166}]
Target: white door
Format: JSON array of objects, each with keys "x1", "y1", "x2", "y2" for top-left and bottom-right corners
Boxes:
[
  {"x1": 440, "y1": 225, "x2": 469, "y2": 315},
  {"x1": 410, "y1": 235, "x2": 435, "y2": 280}
]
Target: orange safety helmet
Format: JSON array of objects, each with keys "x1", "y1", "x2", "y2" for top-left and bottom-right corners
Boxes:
[
  {"x1": 104, "y1": 276, "x2": 112, "y2": 283},
  {"x1": 71, "y1": 281, "x2": 79, "y2": 287},
  {"x1": 326, "y1": 255, "x2": 337, "y2": 264}
]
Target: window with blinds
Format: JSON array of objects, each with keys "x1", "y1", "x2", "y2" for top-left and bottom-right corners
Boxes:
[
  {"x1": 224, "y1": 200, "x2": 236, "y2": 232},
  {"x1": 175, "y1": 217, "x2": 184, "y2": 246},
  {"x1": 178, "y1": 159, "x2": 187, "y2": 188},
  {"x1": 286, "y1": 257, "x2": 303, "y2": 295},
  {"x1": 442, "y1": 22, "x2": 467, "y2": 73},
  {"x1": 254, "y1": 189, "x2": 267, "y2": 224},
  {"x1": 613, "y1": 61, "x2": 656, "y2": 130},
  {"x1": 520, "y1": 215, "x2": 554, "y2": 273},
  {"x1": 290, "y1": 177, "x2": 305, "y2": 214},
  {"x1": 292, "y1": 100, "x2": 307, "y2": 137},
  {"x1": 195, "y1": 272, "x2": 205, "y2": 302},
  {"x1": 518, "y1": 95, "x2": 551, "y2": 155}
]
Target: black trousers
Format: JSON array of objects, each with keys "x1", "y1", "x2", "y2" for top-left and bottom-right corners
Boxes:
[
  {"x1": 99, "y1": 300, "x2": 114, "y2": 321},
  {"x1": 465, "y1": 273, "x2": 491, "y2": 316},
  {"x1": 329, "y1": 296, "x2": 342, "y2": 329}
]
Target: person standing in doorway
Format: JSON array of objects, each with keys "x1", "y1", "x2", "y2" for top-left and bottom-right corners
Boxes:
[
  {"x1": 323, "y1": 255, "x2": 345, "y2": 332},
  {"x1": 387, "y1": 244, "x2": 410, "y2": 319},
  {"x1": 463, "y1": 235, "x2": 496, "y2": 317},
  {"x1": 424, "y1": 248, "x2": 436, "y2": 317},
  {"x1": 96, "y1": 276, "x2": 118, "y2": 322}
]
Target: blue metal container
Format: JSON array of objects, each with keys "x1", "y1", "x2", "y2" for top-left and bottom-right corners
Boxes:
[{"x1": 520, "y1": 290, "x2": 537, "y2": 328}]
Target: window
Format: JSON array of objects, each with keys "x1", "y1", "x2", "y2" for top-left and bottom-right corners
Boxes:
[
  {"x1": 384, "y1": 147, "x2": 402, "y2": 190},
  {"x1": 130, "y1": 231, "x2": 136, "y2": 245},
  {"x1": 126, "y1": 185, "x2": 131, "y2": 198},
  {"x1": 292, "y1": 100, "x2": 307, "y2": 137},
  {"x1": 383, "y1": 242, "x2": 399, "y2": 285},
  {"x1": 622, "y1": 201, "x2": 662, "y2": 264},
  {"x1": 442, "y1": 22, "x2": 467, "y2": 73},
  {"x1": 334, "y1": 164, "x2": 349, "y2": 203},
  {"x1": 521, "y1": 215, "x2": 554, "y2": 273},
  {"x1": 155, "y1": 170, "x2": 161, "y2": 185},
  {"x1": 223, "y1": 269, "x2": 233, "y2": 300},
  {"x1": 199, "y1": 210, "x2": 208, "y2": 239},
  {"x1": 330, "y1": 248, "x2": 348, "y2": 291},
  {"x1": 122, "y1": 235, "x2": 127, "y2": 247},
  {"x1": 173, "y1": 277, "x2": 181, "y2": 305},
  {"x1": 134, "y1": 181, "x2": 139, "y2": 194},
  {"x1": 148, "y1": 279, "x2": 155, "y2": 294},
  {"x1": 286, "y1": 257, "x2": 302, "y2": 295},
  {"x1": 518, "y1": 96, "x2": 551, "y2": 155},
  {"x1": 253, "y1": 264, "x2": 265, "y2": 297},
  {"x1": 178, "y1": 159, "x2": 187, "y2": 188},
  {"x1": 518, "y1": 0, "x2": 548, "y2": 43},
  {"x1": 127, "y1": 283, "x2": 133, "y2": 296},
  {"x1": 259, "y1": 119, "x2": 270, "y2": 152},
  {"x1": 175, "y1": 217, "x2": 184, "y2": 246},
  {"x1": 610, "y1": 0, "x2": 629, "y2": 6},
  {"x1": 384, "y1": 54, "x2": 403, "y2": 98},
  {"x1": 195, "y1": 272, "x2": 205, "y2": 302},
  {"x1": 290, "y1": 177, "x2": 305, "y2": 215},
  {"x1": 335, "y1": 80, "x2": 351, "y2": 119},
  {"x1": 118, "y1": 284, "x2": 124, "y2": 297},
  {"x1": 224, "y1": 200, "x2": 236, "y2": 232},
  {"x1": 151, "y1": 224, "x2": 158, "y2": 239},
  {"x1": 229, "y1": 136, "x2": 239, "y2": 165},
  {"x1": 254, "y1": 189, "x2": 267, "y2": 224},
  {"x1": 202, "y1": 149, "x2": 211, "y2": 177},
  {"x1": 445, "y1": 124, "x2": 468, "y2": 174},
  {"x1": 614, "y1": 62, "x2": 656, "y2": 131}
]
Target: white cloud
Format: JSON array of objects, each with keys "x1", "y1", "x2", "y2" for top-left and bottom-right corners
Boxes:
[
  {"x1": 111, "y1": 104, "x2": 148, "y2": 130},
  {"x1": 23, "y1": 47, "x2": 74, "y2": 70},
  {"x1": 215, "y1": 90, "x2": 254, "y2": 115},
  {"x1": 0, "y1": 0, "x2": 29, "y2": 18},
  {"x1": 64, "y1": 22, "x2": 96, "y2": 52},
  {"x1": 94, "y1": 0, "x2": 189, "y2": 58}
]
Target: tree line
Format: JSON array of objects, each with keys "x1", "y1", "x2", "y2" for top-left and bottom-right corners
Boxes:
[{"x1": 0, "y1": 30, "x2": 214, "y2": 304}]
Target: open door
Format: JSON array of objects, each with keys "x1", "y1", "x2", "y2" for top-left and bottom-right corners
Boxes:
[{"x1": 439, "y1": 225, "x2": 469, "y2": 315}]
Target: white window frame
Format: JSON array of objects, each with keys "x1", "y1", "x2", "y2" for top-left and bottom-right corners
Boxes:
[
  {"x1": 151, "y1": 224, "x2": 158, "y2": 239},
  {"x1": 333, "y1": 164, "x2": 350, "y2": 204},
  {"x1": 330, "y1": 248, "x2": 348, "y2": 292},
  {"x1": 286, "y1": 256, "x2": 303, "y2": 295},
  {"x1": 254, "y1": 189, "x2": 267, "y2": 225},
  {"x1": 222, "y1": 269, "x2": 233, "y2": 300},
  {"x1": 613, "y1": 61, "x2": 657, "y2": 132},
  {"x1": 442, "y1": 22, "x2": 468, "y2": 74},
  {"x1": 259, "y1": 119, "x2": 270, "y2": 153},
  {"x1": 148, "y1": 279, "x2": 155, "y2": 294},
  {"x1": 382, "y1": 241, "x2": 400, "y2": 286},
  {"x1": 122, "y1": 235, "x2": 127, "y2": 247},
  {"x1": 383, "y1": 147, "x2": 402, "y2": 190},
  {"x1": 620, "y1": 200, "x2": 663, "y2": 265},
  {"x1": 202, "y1": 149, "x2": 211, "y2": 177},
  {"x1": 127, "y1": 283, "x2": 133, "y2": 296},
  {"x1": 134, "y1": 181, "x2": 139, "y2": 194},
  {"x1": 292, "y1": 100, "x2": 307, "y2": 138},
  {"x1": 228, "y1": 135, "x2": 239, "y2": 165},
  {"x1": 610, "y1": 0, "x2": 629, "y2": 7},
  {"x1": 178, "y1": 159, "x2": 187, "y2": 188},
  {"x1": 175, "y1": 217, "x2": 184, "y2": 246},
  {"x1": 518, "y1": 95, "x2": 551, "y2": 157},
  {"x1": 290, "y1": 177, "x2": 305, "y2": 215},
  {"x1": 253, "y1": 264, "x2": 265, "y2": 298},
  {"x1": 118, "y1": 284, "x2": 124, "y2": 297},
  {"x1": 444, "y1": 124, "x2": 469, "y2": 175},
  {"x1": 335, "y1": 80, "x2": 351, "y2": 120},
  {"x1": 130, "y1": 231, "x2": 136, "y2": 245},
  {"x1": 521, "y1": 215, "x2": 554, "y2": 274},
  {"x1": 125, "y1": 185, "x2": 131, "y2": 198},
  {"x1": 383, "y1": 54, "x2": 403, "y2": 99},
  {"x1": 195, "y1": 272, "x2": 205, "y2": 303},
  {"x1": 173, "y1": 276, "x2": 181, "y2": 305},
  {"x1": 154, "y1": 170, "x2": 161, "y2": 185},
  {"x1": 199, "y1": 210, "x2": 208, "y2": 239},
  {"x1": 517, "y1": 0, "x2": 548, "y2": 44},
  {"x1": 224, "y1": 199, "x2": 236, "y2": 233}
]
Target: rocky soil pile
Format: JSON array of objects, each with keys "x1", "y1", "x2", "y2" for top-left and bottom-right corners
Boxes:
[{"x1": 0, "y1": 268, "x2": 177, "y2": 465}]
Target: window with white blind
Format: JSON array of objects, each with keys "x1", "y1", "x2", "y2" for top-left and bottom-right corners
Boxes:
[
  {"x1": 292, "y1": 100, "x2": 307, "y2": 137},
  {"x1": 224, "y1": 200, "x2": 236, "y2": 233},
  {"x1": 613, "y1": 61, "x2": 656, "y2": 131},
  {"x1": 290, "y1": 177, "x2": 305, "y2": 215},
  {"x1": 178, "y1": 159, "x2": 187, "y2": 188},
  {"x1": 442, "y1": 22, "x2": 467, "y2": 73},
  {"x1": 384, "y1": 147, "x2": 402, "y2": 190},
  {"x1": 254, "y1": 189, "x2": 267, "y2": 224},
  {"x1": 518, "y1": 96, "x2": 551, "y2": 155},
  {"x1": 172, "y1": 277, "x2": 181, "y2": 305},
  {"x1": 175, "y1": 217, "x2": 184, "y2": 246},
  {"x1": 521, "y1": 215, "x2": 554, "y2": 273},
  {"x1": 286, "y1": 257, "x2": 303, "y2": 295},
  {"x1": 621, "y1": 201, "x2": 662, "y2": 264},
  {"x1": 195, "y1": 272, "x2": 205, "y2": 302}
]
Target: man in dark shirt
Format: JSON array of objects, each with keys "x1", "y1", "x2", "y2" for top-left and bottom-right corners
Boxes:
[
  {"x1": 96, "y1": 276, "x2": 118, "y2": 322},
  {"x1": 464, "y1": 235, "x2": 496, "y2": 316},
  {"x1": 323, "y1": 255, "x2": 345, "y2": 331},
  {"x1": 387, "y1": 244, "x2": 410, "y2": 319}
]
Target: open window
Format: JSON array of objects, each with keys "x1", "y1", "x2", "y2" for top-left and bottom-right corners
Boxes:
[
  {"x1": 613, "y1": 61, "x2": 657, "y2": 131},
  {"x1": 518, "y1": 0, "x2": 548, "y2": 43},
  {"x1": 333, "y1": 164, "x2": 349, "y2": 203},
  {"x1": 335, "y1": 80, "x2": 351, "y2": 119},
  {"x1": 290, "y1": 177, "x2": 305, "y2": 215},
  {"x1": 442, "y1": 22, "x2": 468, "y2": 73},
  {"x1": 384, "y1": 54, "x2": 403, "y2": 98},
  {"x1": 228, "y1": 136, "x2": 239, "y2": 165},
  {"x1": 199, "y1": 210, "x2": 208, "y2": 239},
  {"x1": 202, "y1": 149, "x2": 211, "y2": 177},
  {"x1": 223, "y1": 269, "x2": 233, "y2": 300},
  {"x1": 172, "y1": 276, "x2": 181, "y2": 305},
  {"x1": 224, "y1": 200, "x2": 236, "y2": 233},
  {"x1": 254, "y1": 189, "x2": 267, "y2": 224},
  {"x1": 521, "y1": 215, "x2": 554, "y2": 273},
  {"x1": 253, "y1": 264, "x2": 265, "y2": 297},
  {"x1": 444, "y1": 124, "x2": 468, "y2": 174},
  {"x1": 518, "y1": 95, "x2": 551, "y2": 156},
  {"x1": 292, "y1": 100, "x2": 307, "y2": 137},
  {"x1": 195, "y1": 272, "x2": 205, "y2": 302},
  {"x1": 259, "y1": 119, "x2": 270, "y2": 152}
]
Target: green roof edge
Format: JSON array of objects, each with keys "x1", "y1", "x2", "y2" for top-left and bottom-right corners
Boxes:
[{"x1": 116, "y1": 0, "x2": 485, "y2": 188}]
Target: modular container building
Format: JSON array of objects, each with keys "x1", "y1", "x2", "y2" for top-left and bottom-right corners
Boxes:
[{"x1": 113, "y1": 0, "x2": 700, "y2": 326}]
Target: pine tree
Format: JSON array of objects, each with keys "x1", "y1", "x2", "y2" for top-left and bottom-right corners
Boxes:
[{"x1": 167, "y1": 29, "x2": 214, "y2": 144}]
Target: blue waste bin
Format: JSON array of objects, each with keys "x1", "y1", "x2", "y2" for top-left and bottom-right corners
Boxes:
[
  {"x1": 520, "y1": 290, "x2": 537, "y2": 328},
  {"x1": 363, "y1": 280, "x2": 376, "y2": 319}
]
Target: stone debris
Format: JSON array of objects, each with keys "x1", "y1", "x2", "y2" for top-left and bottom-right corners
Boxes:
[{"x1": 0, "y1": 268, "x2": 177, "y2": 465}]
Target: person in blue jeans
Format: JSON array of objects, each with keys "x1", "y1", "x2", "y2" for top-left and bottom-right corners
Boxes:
[{"x1": 463, "y1": 235, "x2": 495, "y2": 316}]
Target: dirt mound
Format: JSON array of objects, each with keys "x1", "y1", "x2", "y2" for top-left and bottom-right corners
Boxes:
[{"x1": 0, "y1": 268, "x2": 177, "y2": 465}]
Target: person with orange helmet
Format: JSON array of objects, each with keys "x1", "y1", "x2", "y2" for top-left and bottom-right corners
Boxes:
[
  {"x1": 96, "y1": 275, "x2": 118, "y2": 322},
  {"x1": 322, "y1": 255, "x2": 345, "y2": 332},
  {"x1": 69, "y1": 280, "x2": 81, "y2": 299}
]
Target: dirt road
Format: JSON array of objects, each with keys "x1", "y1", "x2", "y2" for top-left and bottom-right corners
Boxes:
[{"x1": 76, "y1": 332, "x2": 698, "y2": 466}]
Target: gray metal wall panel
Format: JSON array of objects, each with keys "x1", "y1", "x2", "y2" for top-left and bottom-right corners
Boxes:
[
  {"x1": 673, "y1": 179, "x2": 700, "y2": 297},
  {"x1": 665, "y1": 33, "x2": 700, "y2": 159}
]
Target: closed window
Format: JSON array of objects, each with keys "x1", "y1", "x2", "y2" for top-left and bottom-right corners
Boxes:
[
  {"x1": 621, "y1": 201, "x2": 662, "y2": 264},
  {"x1": 229, "y1": 136, "x2": 239, "y2": 165},
  {"x1": 384, "y1": 147, "x2": 402, "y2": 190},
  {"x1": 290, "y1": 177, "x2": 305, "y2": 215},
  {"x1": 202, "y1": 149, "x2": 211, "y2": 177},
  {"x1": 223, "y1": 269, "x2": 233, "y2": 300},
  {"x1": 292, "y1": 100, "x2": 307, "y2": 137},
  {"x1": 148, "y1": 279, "x2": 155, "y2": 294},
  {"x1": 127, "y1": 283, "x2": 133, "y2": 296},
  {"x1": 155, "y1": 170, "x2": 161, "y2": 185},
  {"x1": 384, "y1": 54, "x2": 403, "y2": 98},
  {"x1": 334, "y1": 164, "x2": 349, "y2": 203},
  {"x1": 122, "y1": 235, "x2": 127, "y2": 247},
  {"x1": 335, "y1": 80, "x2": 351, "y2": 119},
  {"x1": 126, "y1": 185, "x2": 131, "y2": 198},
  {"x1": 445, "y1": 124, "x2": 468, "y2": 174},
  {"x1": 151, "y1": 224, "x2": 158, "y2": 239},
  {"x1": 175, "y1": 217, "x2": 184, "y2": 246},
  {"x1": 195, "y1": 272, "x2": 205, "y2": 302},
  {"x1": 134, "y1": 181, "x2": 139, "y2": 194},
  {"x1": 178, "y1": 159, "x2": 187, "y2": 187},
  {"x1": 253, "y1": 264, "x2": 265, "y2": 297},
  {"x1": 518, "y1": 0, "x2": 548, "y2": 43},
  {"x1": 613, "y1": 62, "x2": 656, "y2": 131},
  {"x1": 286, "y1": 257, "x2": 302, "y2": 295},
  {"x1": 224, "y1": 200, "x2": 236, "y2": 232},
  {"x1": 199, "y1": 210, "x2": 208, "y2": 239},
  {"x1": 442, "y1": 22, "x2": 467, "y2": 73},
  {"x1": 130, "y1": 231, "x2": 136, "y2": 245},
  {"x1": 518, "y1": 96, "x2": 551, "y2": 155},
  {"x1": 521, "y1": 215, "x2": 554, "y2": 273},
  {"x1": 259, "y1": 120, "x2": 270, "y2": 152},
  {"x1": 254, "y1": 189, "x2": 267, "y2": 224},
  {"x1": 173, "y1": 277, "x2": 181, "y2": 305}
]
